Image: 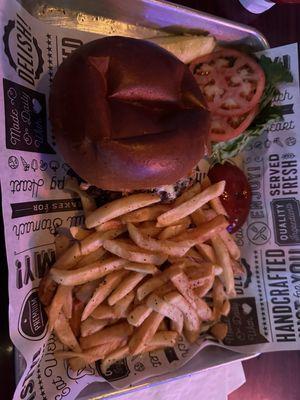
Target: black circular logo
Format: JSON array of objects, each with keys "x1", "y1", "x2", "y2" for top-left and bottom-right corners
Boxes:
[{"x1": 247, "y1": 222, "x2": 271, "y2": 245}]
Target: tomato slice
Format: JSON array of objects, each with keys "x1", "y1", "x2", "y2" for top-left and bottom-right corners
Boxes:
[
  {"x1": 210, "y1": 106, "x2": 257, "y2": 142},
  {"x1": 189, "y1": 49, "x2": 265, "y2": 116},
  {"x1": 208, "y1": 162, "x2": 251, "y2": 233}
]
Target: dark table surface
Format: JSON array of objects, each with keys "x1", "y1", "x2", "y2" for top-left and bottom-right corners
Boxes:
[
  {"x1": 173, "y1": 1, "x2": 300, "y2": 400},
  {"x1": 1, "y1": 1, "x2": 300, "y2": 400}
]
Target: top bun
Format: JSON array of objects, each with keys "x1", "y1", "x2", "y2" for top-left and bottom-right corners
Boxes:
[{"x1": 49, "y1": 36, "x2": 210, "y2": 191}]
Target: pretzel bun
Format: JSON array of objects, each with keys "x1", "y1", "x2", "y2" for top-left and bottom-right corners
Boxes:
[{"x1": 49, "y1": 36, "x2": 210, "y2": 191}]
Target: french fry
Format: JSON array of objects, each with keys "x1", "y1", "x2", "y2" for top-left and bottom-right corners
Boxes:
[
  {"x1": 79, "y1": 228, "x2": 126, "y2": 257},
  {"x1": 81, "y1": 318, "x2": 110, "y2": 337},
  {"x1": 69, "y1": 299, "x2": 85, "y2": 338},
  {"x1": 191, "y1": 208, "x2": 207, "y2": 226},
  {"x1": 157, "y1": 181, "x2": 226, "y2": 227},
  {"x1": 129, "y1": 311, "x2": 164, "y2": 355},
  {"x1": 54, "y1": 312, "x2": 81, "y2": 352},
  {"x1": 53, "y1": 242, "x2": 81, "y2": 270},
  {"x1": 68, "y1": 357, "x2": 86, "y2": 371},
  {"x1": 81, "y1": 270, "x2": 128, "y2": 321},
  {"x1": 221, "y1": 299, "x2": 231, "y2": 316},
  {"x1": 55, "y1": 234, "x2": 72, "y2": 257},
  {"x1": 128, "y1": 223, "x2": 192, "y2": 257},
  {"x1": 194, "y1": 275, "x2": 214, "y2": 297},
  {"x1": 158, "y1": 319, "x2": 168, "y2": 331},
  {"x1": 136, "y1": 264, "x2": 183, "y2": 301},
  {"x1": 101, "y1": 345, "x2": 130, "y2": 374},
  {"x1": 158, "y1": 223, "x2": 189, "y2": 240},
  {"x1": 164, "y1": 291, "x2": 200, "y2": 342},
  {"x1": 62, "y1": 338, "x2": 127, "y2": 367},
  {"x1": 121, "y1": 204, "x2": 170, "y2": 223},
  {"x1": 124, "y1": 262, "x2": 159, "y2": 275},
  {"x1": 212, "y1": 277, "x2": 227, "y2": 320},
  {"x1": 108, "y1": 272, "x2": 146, "y2": 306},
  {"x1": 85, "y1": 193, "x2": 161, "y2": 228},
  {"x1": 170, "y1": 270, "x2": 212, "y2": 320},
  {"x1": 103, "y1": 239, "x2": 167, "y2": 265},
  {"x1": 211, "y1": 322, "x2": 228, "y2": 340},
  {"x1": 48, "y1": 285, "x2": 71, "y2": 331},
  {"x1": 64, "y1": 177, "x2": 97, "y2": 215},
  {"x1": 196, "y1": 243, "x2": 217, "y2": 264},
  {"x1": 172, "y1": 215, "x2": 228, "y2": 243},
  {"x1": 218, "y1": 230, "x2": 240, "y2": 260},
  {"x1": 127, "y1": 304, "x2": 152, "y2": 327},
  {"x1": 231, "y1": 259, "x2": 245, "y2": 276},
  {"x1": 113, "y1": 292, "x2": 135, "y2": 318},
  {"x1": 146, "y1": 294, "x2": 184, "y2": 334},
  {"x1": 38, "y1": 275, "x2": 58, "y2": 306},
  {"x1": 211, "y1": 236, "x2": 235, "y2": 297},
  {"x1": 139, "y1": 222, "x2": 163, "y2": 238},
  {"x1": 186, "y1": 263, "x2": 215, "y2": 288},
  {"x1": 76, "y1": 247, "x2": 107, "y2": 268},
  {"x1": 62, "y1": 286, "x2": 73, "y2": 319},
  {"x1": 91, "y1": 304, "x2": 116, "y2": 320},
  {"x1": 51, "y1": 257, "x2": 128, "y2": 286},
  {"x1": 80, "y1": 322, "x2": 133, "y2": 350},
  {"x1": 95, "y1": 219, "x2": 124, "y2": 232},
  {"x1": 201, "y1": 177, "x2": 228, "y2": 217},
  {"x1": 74, "y1": 280, "x2": 101, "y2": 304},
  {"x1": 154, "y1": 282, "x2": 174, "y2": 297},
  {"x1": 174, "y1": 183, "x2": 201, "y2": 206},
  {"x1": 147, "y1": 331, "x2": 178, "y2": 349},
  {"x1": 70, "y1": 226, "x2": 92, "y2": 240}
]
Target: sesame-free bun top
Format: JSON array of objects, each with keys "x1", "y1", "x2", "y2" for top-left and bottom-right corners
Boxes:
[{"x1": 49, "y1": 36, "x2": 210, "y2": 191}]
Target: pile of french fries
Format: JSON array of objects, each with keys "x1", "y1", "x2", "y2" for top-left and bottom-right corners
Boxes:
[{"x1": 39, "y1": 177, "x2": 243, "y2": 374}]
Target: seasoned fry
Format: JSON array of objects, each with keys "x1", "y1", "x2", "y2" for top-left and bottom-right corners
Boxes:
[
  {"x1": 191, "y1": 208, "x2": 207, "y2": 226},
  {"x1": 55, "y1": 234, "x2": 72, "y2": 257},
  {"x1": 158, "y1": 319, "x2": 168, "y2": 331},
  {"x1": 80, "y1": 322, "x2": 133, "y2": 350},
  {"x1": 127, "y1": 304, "x2": 152, "y2": 327},
  {"x1": 108, "y1": 272, "x2": 146, "y2": 306},
  {"x1": 186, "y1": 263, "x2": 215, "y2": 288},
  {"x1": 221, "y1": 299, "x2": 231, "y2": 316},
  {"x1": 54, "y1": 312, "x2": 81, "y2": 353},
  {"x1": 70, "y1": 226, "x2": 91, "y2": 240},
  {"x1": 91, "y1": 304, "x2": 116, "y2": 320},
  {"x1": 158, "y1": 223, "x2": 189, "y2": 240},
  {"x1": 211, "y1": 322, "x2": 228, "y2": 340},
  {"x1": 172, "y1": 215, "x2": 228, "y2": 243},
  {"x1": 101, "y1": 345, "x2": 130, "y2": 374},
  {"x1": 129, "y1": 311, "x2": 164, "y2": 355},
  {"x1": 139, "y1": 222, "x2": 163, "y2": 237},
  {"x1": 231, "y1": 259, "x2": 245, "y2": 276},
  {"x1": 79, "y1": 228, "x2": 126, "y2": 257},
  {"x1": 146, "y1": 293, "x2": 184, "y2": 333},
  {"x1": 211, "y1": 236, "x2": 235, "y2": 297},
  {"x1": 51, "y1": 257, "x2": 128, "y2": 286},
  {"x1": 113, "y1": 292, "x2": 135, "y2": 318},
  {"x1": 38, "y1": 275, "x2": 58, "y2": 306},
  {"x1": 76, "y1": 247, "x2": 107, "y2": 268},
  {"x1": 194, "y1": 275, "x2": 214, "y2": 297},
  {"x1": 81, "y1": 318, "x2": 110, "y2": 337},
  {"x1": 174, "y1": 183, "x2": 201, "y2": 206},
  {"x1": 124, "y1": 262, "x2": 159, "y2": 275},
  {"x1": 103, "y1": 239, "x2": 167, "y2": 265},
  {"x1": 69, "y1": 299, "x2": 85, "y2": 338},
  {"x1": 212, "y1": 277, "x2": 227, "y2": 320},
  {"x1": 62, "y1": 286, "x2": 73, "y2": 319},
  {"x1": 170, "y1": 270, "x2": 212, "y2": 320},
  {"x1": 147, "y1": 331, "x2": 178, "y2": 349},
  {"x1": 121, "y1": 204, "x2": 170, "y2": 223},
  {"x1": 48, "y1": 285, "x2": 71, "y2": 330},
  {"x1": 81, "y1": 270, "x2": 128, "y2": 321},
  {"x1": 196, "y1": 243, "x2": 217, "y2": 264},
  {"x1": 201, "y1": 177, "x2": 228, "y2": 217},
  {"x1": 75, "y1": 280, "x2": 101, "y2": 304},
  {"x1": 64, "y1": 177, "x2": 97, "y2": 215},
  {"x1": 128, "y1": 223, "x2": 192, "y2": 257},
  {"x1": 164, "y1": 291, "x2": 200, "y2": 342},
  {"x1": 95, "y1": 219, "x2": 124, "y2": 232},
  {"x1": 218, "y1": 229, "x2": 240, "y2": 260},
  {"x1": 157, "y1": 181, "x2": 226, "y2": 227},
  {"x1": 85, "y1": 193, "x2": 161, "y2": 228}
]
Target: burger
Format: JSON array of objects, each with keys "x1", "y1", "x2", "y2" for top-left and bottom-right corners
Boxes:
[{"x1": 49, "y1": 35, "x2": 291, "y2": 230}]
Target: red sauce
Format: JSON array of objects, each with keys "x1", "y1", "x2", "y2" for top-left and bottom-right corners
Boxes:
[{"x1": 208, "y1": 162, "x2": 251, "y2": 233}]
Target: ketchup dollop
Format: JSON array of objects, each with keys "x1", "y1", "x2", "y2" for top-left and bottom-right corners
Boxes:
[{"x1": 208, "y1": 162, "x2": 251, "y2": 233}]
